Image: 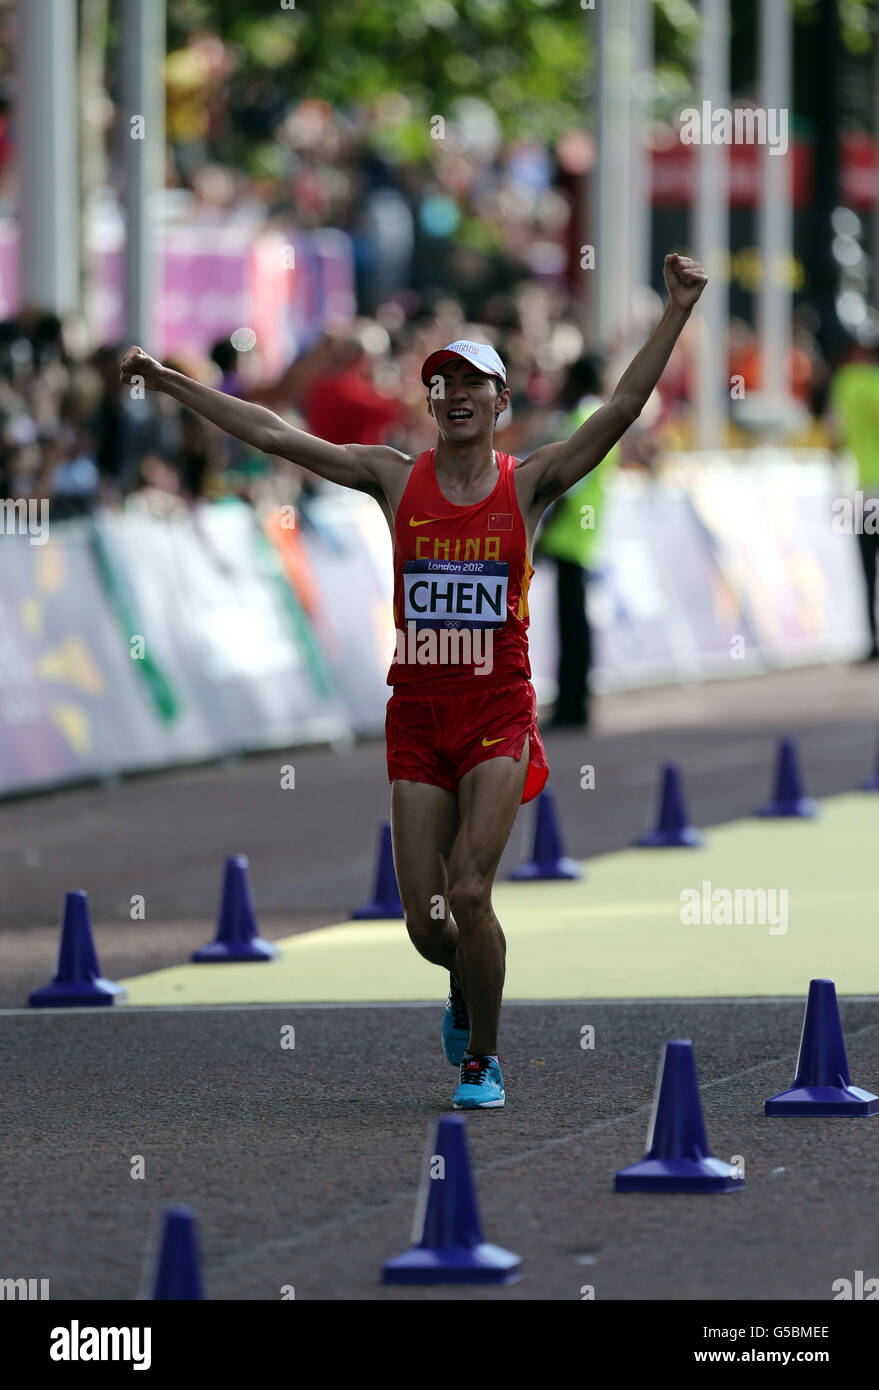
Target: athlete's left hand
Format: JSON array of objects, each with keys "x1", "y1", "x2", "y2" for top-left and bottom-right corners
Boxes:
[{"x1": 663, "y1": 253, "x2": 708, "y2": 312}]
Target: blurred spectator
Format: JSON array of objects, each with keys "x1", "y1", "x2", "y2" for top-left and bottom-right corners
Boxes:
[
  {"x1": 728, "y1": 316, "x2": 828, "y2": 416},
  {"x1": 43, "y1": 423, "x2": 100, "y2": 519},
  {"x1": 209, "y1": 338, "x2": 245, "y2": 397},
  {"x1": 165, "y1": 30, "x2": 232, "y2": 184},
  {"x1": 828, "y1": 338, "x2": 879, "y2": 661},
  {"x1": 302, "y1": 330, "x2": 401, "y2": 446},
  {"x1": 177, "y1": 408, "x2": 221, "y2": 502},
  {"x1": 535, "y1": 353, "x2": 620, "y2": 730},
  {"x1": 89, "y1": 344, "x2": 166, "y2": 497},
  {"x1": 0, "y1": 308, "x2": 68, "y2": 382},
  {"x1": 126, "y1": 453, "x2": 188, "y2": 519}
]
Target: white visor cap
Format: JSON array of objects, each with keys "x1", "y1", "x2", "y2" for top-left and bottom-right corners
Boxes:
[{"x1": 421, "y1": 340, "x2": 507, "y2": 388}]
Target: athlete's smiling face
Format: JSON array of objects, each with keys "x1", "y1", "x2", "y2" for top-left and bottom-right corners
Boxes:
[{"x1": 427, "y1": 360, "x2": 510, "y2": 443}]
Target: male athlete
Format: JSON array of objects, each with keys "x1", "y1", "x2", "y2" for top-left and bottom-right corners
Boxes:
[{"x1": 121, "y1": 251, "x2": 707, "y2": 1110}]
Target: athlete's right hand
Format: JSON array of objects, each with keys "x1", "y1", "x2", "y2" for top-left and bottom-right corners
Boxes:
[{"x1": 120, "y1": 345, "x2": 165, "y2": 391}]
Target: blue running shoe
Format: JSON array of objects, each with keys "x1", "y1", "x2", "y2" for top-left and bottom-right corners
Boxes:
[
  {"x1": 453, "y1": 1054, "x2": 505, "y2": 1109},
  {"x1": 442, "y1": 974, "x2": 470, "y2": 1066}
]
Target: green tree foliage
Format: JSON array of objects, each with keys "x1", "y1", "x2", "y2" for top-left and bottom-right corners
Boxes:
[
  {"x1": 171, "y1": 0, "x2": 592, "y2": 149},
  {"x1": 165, "y1": 0, "x2": 879, "y2": 152}
]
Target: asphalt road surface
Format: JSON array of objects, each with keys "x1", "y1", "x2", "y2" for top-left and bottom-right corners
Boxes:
[{"x1": 1, "y1": 663, "x2": 878, "y2": 1300}]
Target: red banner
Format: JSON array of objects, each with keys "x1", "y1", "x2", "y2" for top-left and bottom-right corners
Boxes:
[{"x1": 651, "y1": 133, "x2": 877, "y2": 210}]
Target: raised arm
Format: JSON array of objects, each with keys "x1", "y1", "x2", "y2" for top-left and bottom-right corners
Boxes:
[
  {"x1": 518, "y1": 254, "x2": 708, "y2": 522},
  {"x1": 119, "y1": 346, "x2": 406, "y2": 497}
]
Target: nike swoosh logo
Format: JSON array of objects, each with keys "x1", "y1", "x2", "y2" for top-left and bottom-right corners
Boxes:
[
  {"x1": 409, "y1": 516, "x2": 442, "y2": 527},
  {"x1": 482, "y1": 736, "x2": 505, "y2": 747}
]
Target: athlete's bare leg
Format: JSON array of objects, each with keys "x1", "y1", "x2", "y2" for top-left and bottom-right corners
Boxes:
[
  {"x1": 447, "y1": 739, "x2": 530, "y2": 1056},
  {"x1": 391, "y1": 780, "x2": 460, "y2": 972},
  {"x1": 391, "y1": 747, "x2": 529, "y2": 1056}
]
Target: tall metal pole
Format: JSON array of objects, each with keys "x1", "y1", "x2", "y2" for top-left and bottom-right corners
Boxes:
[
  {"x1": 18, "y1": 0, "x2": 80, "y2": 316},
  {"x1": 594, "y1": 0, "x2": 612, "y2": 348},
  {"x1": 581, "y1": 1, "x2": 597, "y2": 340},
  {"x1": 79, "y1": 0, "x2": 110, "y2": 346},
  {"x1": 758, "y1": 0, "x2": 793, "y2": 412},
  {"x1": 595, "y1": 0, "x2": 634, "y2": 351},
  {"x1": 629, "y1": 0, "x2": 654, "y2": 308},
  {"x1": 121, "y1": 0, "x2": 165, "y2": 349},
  {"x1": 811, "y1": 0, "x2": 840, "y2": 356},
  {"x1": 692, "y1": 0, "x2": 730, "y2": 449}
]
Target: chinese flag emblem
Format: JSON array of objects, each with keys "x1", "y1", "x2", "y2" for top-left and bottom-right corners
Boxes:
[{"x1": 488, "y1": 513, "x2": 513, "y2": 532}]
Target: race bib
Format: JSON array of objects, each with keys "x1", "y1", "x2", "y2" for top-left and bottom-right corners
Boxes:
[{"x1": 403, "y1": 559, "x2": 508, "y2": 630}]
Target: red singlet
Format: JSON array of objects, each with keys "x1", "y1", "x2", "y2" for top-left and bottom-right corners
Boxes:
[
  {"x1": 385, "y1": 448, "x2": 548, "y2": 802},
  {"x1": 389, "y1": 448, "x2": 533, "y2": 688}
]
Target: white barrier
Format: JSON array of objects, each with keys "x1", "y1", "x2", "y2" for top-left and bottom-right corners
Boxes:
[{"x1": 0, "y1": 451, "x2": 870, "y2": 796}]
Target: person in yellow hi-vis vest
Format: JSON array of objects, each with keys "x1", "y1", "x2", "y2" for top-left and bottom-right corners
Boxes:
[
  {"x1": 536, "y1": 354, "x2": 620, "y2": 728},
  {"x1": 829, "y1": 339, "x2": 879, "y2": 661}
]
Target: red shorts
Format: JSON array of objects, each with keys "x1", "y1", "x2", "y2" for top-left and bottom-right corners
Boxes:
[{"x1": 386, "y1": 678, "x2": 549, "y2": 804}]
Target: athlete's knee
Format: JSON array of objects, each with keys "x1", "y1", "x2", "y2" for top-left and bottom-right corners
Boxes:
[
  {"x1": 403, "y1": 905, "x2": 450, "y2": 947},
  {"x1": 448, "y1": 872, "x2": 491, "y2": 924}
]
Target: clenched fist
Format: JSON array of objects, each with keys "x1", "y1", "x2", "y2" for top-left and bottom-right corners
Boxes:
[
  {"x1": 663, "y1": 253, "x2": 708, "y2": 312},
  {"x1": 120, "y1": 345, "x2": 165, "y2": 391}
]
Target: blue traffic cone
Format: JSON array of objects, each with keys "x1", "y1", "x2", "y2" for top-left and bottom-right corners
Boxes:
[
  {"x1": 615, "y1": 1040, "x2": 744, "y2": 1192},
  {"x1": 151, "y1": 1206, "x2": 205, "y2": 1299},
  {"x1": 382, "y1": 1114, "x2": 521, "y2": 1284},
  {"x1": 509, "y1": 787, "x2": 582, "y2": 880},
  {"x1": 861, "y1": 728, "x2": 879, "y2": 791},
  {"x1": 29, "y1": 891, "x2": 126, "y2": 1008},
  {"x1": 352, "y1": 821, "x2": 403, "y2": 919},
  {"x1": 765, "y1": 979, "x2": 879, "y2": 1116},
  {"x1": 636, "y1": 763, "x2": 704, "y2": 848},
  {"x1": 192, "y1": 855, "x2": 278, "y2": 962},
  {"x1": 755, "y1": 737, "x2": 817, "y2": 817}
]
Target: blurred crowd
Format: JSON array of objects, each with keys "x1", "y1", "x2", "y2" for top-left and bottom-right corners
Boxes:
[
  {"x1": 0, "y1": 288, "x2": 870, "y2": 523},
  {"x1": 0, "y1": 23, "x2": 873, "y2": 524}
]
